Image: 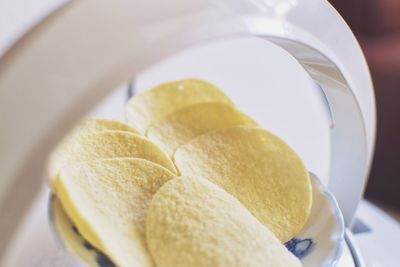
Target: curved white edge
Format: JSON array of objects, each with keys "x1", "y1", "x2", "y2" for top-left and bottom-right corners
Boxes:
[
  {"x1": 0, "y1": 0, "x2": 374, "y2": 262},
  {"x1": 345, "y1": 230, "x2": 366, "y2": 267},
  {"x1": 288, "y1": 0, "x2": 376, "y2": 228},
  {"x1": 239, "y1": 12, "x2": 370, "y2": 225},
  {"x1": 309, "y1": 173, "x2": 345, "y2": 267},
  {"x1": 288, "y1": 0, "x2": 376, "y2": 167}
]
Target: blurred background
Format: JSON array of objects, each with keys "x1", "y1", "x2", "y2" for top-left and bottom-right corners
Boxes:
[{"x1": 329, "y1": 0, "x2": 400, "y2": 214}]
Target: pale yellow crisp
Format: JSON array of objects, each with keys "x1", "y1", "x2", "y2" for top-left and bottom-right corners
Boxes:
[
  {"x1": 78, "y1": 118, "x2": 140, "y2": 134},
  {"x1": 46, "y1": 118, "x2": 140, "y2": 185},
  {"x1": 147, "y1": 102, "x2": 257, "y2": 156},
  {"x1": 52, "y1": 197, "x2": 101, "y2": 267},
  {"x1": 146, "y1": 177, "x2": 302, "y2": 267},
  {"x1": 47, "y1": 131, "x2": 177, "y2": 185},
  {"x1": 126, "y1": 79, "x2": 233, "y2": 133},
  {"x1": 174, "y1": 126, "x2": 312, "y2": 242},
  {"x1": 55, "y1": 158, "x2": 176, "y2": 267}
]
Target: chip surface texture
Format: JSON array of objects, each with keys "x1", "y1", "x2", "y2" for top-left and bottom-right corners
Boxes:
[
  {"x1": 174, "y1": 126, "x2": 312, "y2": 242},
  {"x1": 78, "y1": 118, "x2": 140, "y2": 134},
  {"x1": 55, "y1": 158, "x2": 176, "y2": 267},
  {"x1": 126, "y1": 79, "x2": 233, "y2": 133},
  {"x1": 146, "y1": 177, "x2": 302, "y2": 267},
  {"x1": 48, "y1": 130, "x2": 177, "y2": 183},
  {"x1": 147, "y1": 102, "x2": 257, "y2": 156}
]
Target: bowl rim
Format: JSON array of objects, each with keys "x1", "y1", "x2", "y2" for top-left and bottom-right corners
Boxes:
[{"x1": 309, "y1": 172, "x2": 345, "y2": 267}]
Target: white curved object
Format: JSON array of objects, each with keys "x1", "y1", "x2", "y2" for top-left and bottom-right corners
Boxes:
[{"x1": 0, "y1": 0, "x2": 375, "y2": 262}]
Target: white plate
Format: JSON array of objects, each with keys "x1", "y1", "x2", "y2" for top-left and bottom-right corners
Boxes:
[{"x1": 48, "y1": 174, "x2": 344, "y2": 267}]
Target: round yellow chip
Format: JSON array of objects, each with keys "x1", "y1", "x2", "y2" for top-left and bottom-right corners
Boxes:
[
  {"x1": 47, "y1": 130, "x2": 177, "y2": 185},
  {"x1": 55, "y1": 158, "x2": 176, "y2": 267},
  {"x1": 147, "y1": 102, "x2": 257, "y2": 156},
  {"x1": 174, "y1": 126, "x2": 312, "y2": 242},
  {"x1": 146, "y1": 177, "x2": 302, "y2": 267},
  {"x1": 126, "y1": 79, "x2": 233, "y2": 133}
]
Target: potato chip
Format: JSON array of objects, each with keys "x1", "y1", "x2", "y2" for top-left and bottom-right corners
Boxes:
[
  {"x1": 48, "y1": 131, "x2": 177, "y2": 184},
  {"x1": 147, "y1": 102, "x2": 257, "y2": 156},
  {"x1": 51, "y1": 197, "x2": 102, "y2": 267},
  {"x1": 47, "y1": 118, "x2": 140, "y2": 184},
  {"x1": 146, "y1": 177, "x2": 302, "y2": 267},
  {"x1": 78, "y1": 118, "x2": 140, "y2": 134},
  {"x1": 174, "y1": 126, "x2": 312, "y2": 242},
  {"x1": 54, "y1": 158, "x2": 176, "y2": 267},
  {"x1": 126, "y1": 79, "x2": 233, "y2": 133}
]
